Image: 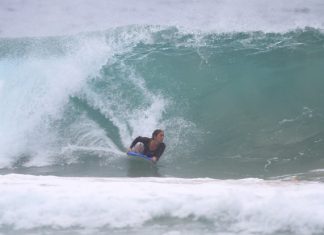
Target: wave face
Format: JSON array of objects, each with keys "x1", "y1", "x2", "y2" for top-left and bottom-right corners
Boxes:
[{"x1": 1, "y1": 26, "x2": 324, "y2": 178}]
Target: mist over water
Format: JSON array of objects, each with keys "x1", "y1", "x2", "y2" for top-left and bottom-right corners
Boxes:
[{"x1": 1, "y1": 0, "x2": 324, "y2": 37}]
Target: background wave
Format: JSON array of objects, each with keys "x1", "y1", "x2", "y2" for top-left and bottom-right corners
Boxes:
[{"x1": 1, "y1": 0, "x2": 324, "y2": 37}]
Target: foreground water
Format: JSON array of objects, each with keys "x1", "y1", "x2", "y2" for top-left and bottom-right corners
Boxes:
[
  {"x1": 1, "y1": 0, "x2": 324, "y2": 234},
  {"x1": 1, "y1": 174, "x2": 324, "y2": 235}
]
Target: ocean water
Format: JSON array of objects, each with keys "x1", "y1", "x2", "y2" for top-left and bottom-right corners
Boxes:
[{"x1": 1, "y1": 0, "x2": 324, "y2": 234}]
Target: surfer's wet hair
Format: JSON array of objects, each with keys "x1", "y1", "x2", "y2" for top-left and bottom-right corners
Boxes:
[{"x1": 152, "y1": 129, "x2": 163, "y2": 139}]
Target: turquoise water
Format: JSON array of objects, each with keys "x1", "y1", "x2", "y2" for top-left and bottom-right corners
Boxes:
[{"x1": 1, "y1": 27, "x2": 323, "y2": 179}]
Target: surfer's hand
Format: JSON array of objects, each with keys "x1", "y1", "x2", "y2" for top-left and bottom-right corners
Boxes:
[{"x1": 152, "y1": 156, "x2": 158, "y2": 163}]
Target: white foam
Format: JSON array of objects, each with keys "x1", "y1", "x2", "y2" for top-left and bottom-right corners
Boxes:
[
  {"x1": 1, "y1": 0, "x2": 324, "y2": 37},
  {"x1": 0, "y1": 174, "x2": 323, "y2": 234},
  {"x1": 0, "y1": 35, "x2": 110, "y2": 167},
  {"x1": 80, "y1": 64, "x2": 168, "y2": 149}
]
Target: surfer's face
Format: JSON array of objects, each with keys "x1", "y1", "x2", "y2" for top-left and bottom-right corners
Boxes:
[{"x1": 155, "y1": 131, "x2": 164, "y2": 143}]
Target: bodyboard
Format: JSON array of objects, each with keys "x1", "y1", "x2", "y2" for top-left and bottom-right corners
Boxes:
[{"x1": 127, "y1": 151, "x2": 152, "y2": 162}]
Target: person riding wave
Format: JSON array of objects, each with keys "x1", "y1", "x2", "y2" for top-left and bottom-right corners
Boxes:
[{"x1": 128, "y1": 129, "x2": 166, "y2": 163}]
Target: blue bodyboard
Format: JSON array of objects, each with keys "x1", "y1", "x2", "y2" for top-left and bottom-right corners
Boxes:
[{"x1": 127, "y1": 151, "x2": 152, "y2": 161}]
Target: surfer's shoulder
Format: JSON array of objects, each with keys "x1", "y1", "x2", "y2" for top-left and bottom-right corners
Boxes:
[{"x1": 135, "y1": 136, "x2": 150, "y2": 142}]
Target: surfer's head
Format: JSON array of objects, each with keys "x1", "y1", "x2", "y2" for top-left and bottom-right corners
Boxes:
[{"x1": 152, "y1": 129, "x2": 164, "y2": 143}]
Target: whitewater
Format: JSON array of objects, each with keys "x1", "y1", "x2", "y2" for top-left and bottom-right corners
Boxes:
[
  {"x1": 1, "y1": 174, "x2": 324, "y2": 235},
  {"x1": 1, "y1": 0, "x2": 324, "y2": 234}
]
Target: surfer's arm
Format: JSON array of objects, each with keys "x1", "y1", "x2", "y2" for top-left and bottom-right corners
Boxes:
[
  {"x1": 127, "y1": 136, "x2": 148, "y2": 153},
  {"x1": 130, "y1": 136, "x2": 141, "y2": 148},
  {"x1": 128, "y1": 136, "x2": 142, "y2": 152}
]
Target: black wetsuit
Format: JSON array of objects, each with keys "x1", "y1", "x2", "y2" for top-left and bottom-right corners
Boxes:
[{"x1": 130, "y1": 136, "x2": 166, "y2": 160}]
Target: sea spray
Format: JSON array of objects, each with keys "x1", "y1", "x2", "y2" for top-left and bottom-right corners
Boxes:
[
  {"x1": 1, "y1": 0, "x2": 324, "y2": 37},
  {"x1": 0, "y1": 35, "x2": 111, "y2": 166}
]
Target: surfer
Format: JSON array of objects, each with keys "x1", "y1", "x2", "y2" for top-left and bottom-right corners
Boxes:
[{"x1": 128, "y1": 129, "x2": 166, "y2": 163}]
